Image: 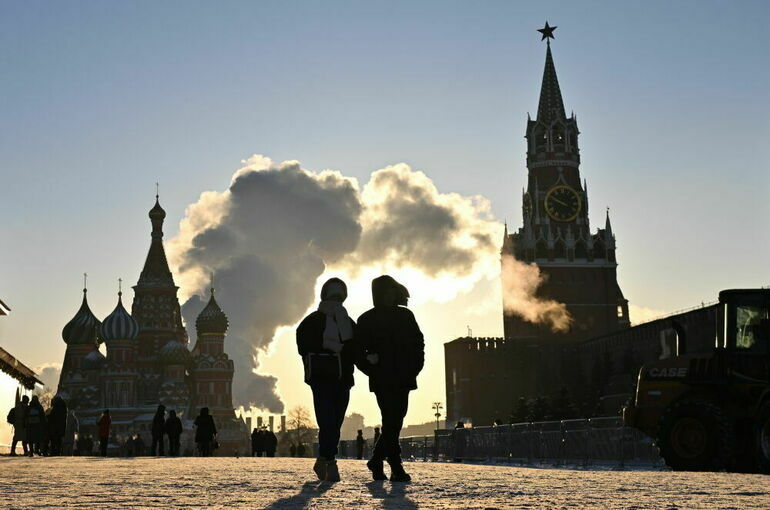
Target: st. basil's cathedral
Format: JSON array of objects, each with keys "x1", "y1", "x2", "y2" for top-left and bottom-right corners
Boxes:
[{"x1": 56, "y1": 196, "x2": 249, "y2": 454}]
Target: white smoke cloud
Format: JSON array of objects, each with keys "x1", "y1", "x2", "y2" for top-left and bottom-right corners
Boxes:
[
  {"x1": 168, "y1": 155, "x2": 567, "y2": 411},
  {"x1": 501, "y1": 254, "x2": 572, "y2": 332},
  {"x1": 34, "y1": 362, "x2": 62, "y2": 390}
]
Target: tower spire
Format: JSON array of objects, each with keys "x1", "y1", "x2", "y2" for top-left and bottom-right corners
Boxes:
[{"x1": 536, "y1": 22, "x2": 566, "y2": 124}]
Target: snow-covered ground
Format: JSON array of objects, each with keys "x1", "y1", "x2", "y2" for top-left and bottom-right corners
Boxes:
[{"x1": 1, "y1": 457, "x2": 768, "y2": 509}]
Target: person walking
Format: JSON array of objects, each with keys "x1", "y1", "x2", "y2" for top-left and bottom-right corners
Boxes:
[
  {"x1": 97, "y1": 409, "x2": 111, "y2": 457},
  {"x1": 164, "y1": 410, "x2": 183, "y2": 456},
  {"x1": 62, "y1": 409, "x2": 78, "y2": 456},
  {"x1": 151, "y1": 404, "x2": 166, "y2": 456},
  {"x1": 47, "y1": 396, "x2": 68, "y2": 456},
  {"x1": 251, "y1": 428, "x2": 264, "y2": 457},
  {"x1": 193, "y1": 407, "x2": 216, "y2": 457},
  {"x1": 8, "y1": 395, "x2": 29, "y2": 456},
  {"x1": 356, "y1": 429, "x2": 366, "y2": 459},
  {"x1": 357, "y1": 275, "x2": 425, "y2": 482},
  {"x1": 297, "y1": 277, "x2": 362, "y2": 482},
  {"x1": 373, "y1": 427, "x2": 381, "y2": 448},
  {"x1": 25, "y1": 396, "x2": 47, "y2": 456},
  {"x1": 266, "y1": 429, "x2": 277, "y2": 457}
]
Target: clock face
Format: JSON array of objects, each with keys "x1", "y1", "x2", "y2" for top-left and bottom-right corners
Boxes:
[
  {"x1": 522, "y1": 193, "x2": 532, "y2": 219},
  {"x1": 544, "y1": 185, "x2": 581, "y2": 222}
]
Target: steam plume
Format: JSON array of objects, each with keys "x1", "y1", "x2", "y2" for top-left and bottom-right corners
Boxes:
[
  {"x1": 501, "y1": 254, "x2": 572, "y2": 332},
  {"x1": 168, "y1": 155, "x2": 569, "y2": 410}
]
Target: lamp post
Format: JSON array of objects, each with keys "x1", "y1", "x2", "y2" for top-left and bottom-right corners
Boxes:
[{"x1": 432, "y1": 402, "x2": 443, "y2": 430}]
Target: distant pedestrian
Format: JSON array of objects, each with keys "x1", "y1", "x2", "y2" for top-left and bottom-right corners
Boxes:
[
  {"x1": 358, "y1": 275, "x2": 425, "y2": 482},
  {"x1": 356, "y1": 430, "x2": 365, "y2": 459},
  {"x1": 8, "y1": 395, "x2": 29, "y2": 456},
  {"x1": 62, "y1": 409, "x2": 78, "y2": 456},
  {"x1": 47, "y1": 396, "x2": 68, "y2": 456},
  {"x1": 297, "y1": 277, "x2": 363, "y2": 482},
  {"x1": 25, "y1": 396, "x2": 47, "y2": 457},
  {"x1": 134, "y1": 433, "x2": 146, "y2": 456},
  {"x1": 290, "y1": 444, "x2": 297, "y2": 457},
  {"x1": 151, "y1": 404, "x2": 166, "y2": 456},
  {"x1": 297, "y1": 443, "x2": 306, "y2": 457},
  {"x1": 373, "y1": 427, "x2": 381, "y2": 447},
  {"x1": 266, "y1": 429, "x2": 277, "y2": 457},
  {"x1": 194, "y1": 407, "x2": 217, "y2": 457},
  {"x1": 251, "y1": 428, "x2": 264, "y2": 457},
  {"x1": 97, "y1": 410, "x2": 111, "y2": 457},
  {"x1": 165, "y1": 410, "x2": 183, "y2": 456}
]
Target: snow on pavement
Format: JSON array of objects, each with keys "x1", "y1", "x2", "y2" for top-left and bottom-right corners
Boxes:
[{"x1": 1, "y1": 457, "x2": 768, "y2": 509}]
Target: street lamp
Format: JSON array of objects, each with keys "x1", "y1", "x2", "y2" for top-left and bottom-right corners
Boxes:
[{"x1": 432, "y1": 402, "x2": 443, "y2": 430}]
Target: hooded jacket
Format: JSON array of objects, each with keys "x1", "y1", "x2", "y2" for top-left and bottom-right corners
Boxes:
[
  {"x1": 296, "y1": 278, "x2": 364, "y2": 388},
  {"x1": 357, "y1": 275, "x2": 425, "y2": 392}
]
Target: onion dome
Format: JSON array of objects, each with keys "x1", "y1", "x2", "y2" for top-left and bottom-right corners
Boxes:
[
  {"x1": 195, "y1": 288, "x2": 229, "y2": 335},
  {"x1": 149, "y1": 195, "x2": 166, "y2": 221},
  {"x1": 62, "y1": 289, "x2": 102, "y2": 345},
  {"x1": 159, "y1": 340, "x2": 190, "y2": 365},
  {"x1": 101, "y1": 291, "x2": 139, "y2": 342},
  {"x1": 82, "y1": 349, "x2": 107, "y2": 370}
]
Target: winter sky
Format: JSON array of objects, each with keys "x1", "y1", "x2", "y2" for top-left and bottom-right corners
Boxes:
[{"x1": 1, "y1": 1, "x2": 769, "y2": 427}]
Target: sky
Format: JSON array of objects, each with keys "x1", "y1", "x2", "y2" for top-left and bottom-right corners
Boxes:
[{"x1": 1, "y1": 1, "x2": 769, "y2": 428}]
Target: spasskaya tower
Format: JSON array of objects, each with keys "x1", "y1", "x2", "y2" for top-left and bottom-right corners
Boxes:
[{"x1": 502, "y1": 22, "x2": 629, "y2": 343}]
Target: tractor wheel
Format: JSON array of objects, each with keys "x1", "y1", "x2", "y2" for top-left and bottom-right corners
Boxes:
[
  {"x1": 657, "y1": 399, "x2": 733, "y2": 471},
  {"x1": 754, "y1": 401, "x2": 770, "y2": 473}
]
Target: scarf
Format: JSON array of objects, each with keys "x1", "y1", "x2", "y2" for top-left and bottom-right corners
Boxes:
[{"x1": 318, "y1": 300, "x2": 353, "y2": 353}]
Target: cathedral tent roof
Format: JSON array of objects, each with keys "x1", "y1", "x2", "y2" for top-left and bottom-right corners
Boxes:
[
  {"x1": 62, "y1": 290, "x2": 101, "y2": 346},
  {"x1": 136, "y1": 197, "x2": 176, "y2": 288}
]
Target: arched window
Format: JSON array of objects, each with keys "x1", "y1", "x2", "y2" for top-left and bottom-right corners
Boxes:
[
  {"x1": 553, "y1": 125, "x2": 565, "y2": 149},
  {"x1": 535, "y1": 127, "x2": 547, "y2": 149},
  {"x1": 574, "y1": 241, "x2": 587, "y2": 259},
  {"x1": 554, "y1": 240, "x2": 566, "y2": 259}
]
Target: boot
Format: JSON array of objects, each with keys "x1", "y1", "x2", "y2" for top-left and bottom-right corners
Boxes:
[
  {"x1": 325, "y1": 459, "x2": 340, "y2": 482},
  {"x1": 313, "y1": 457, "x2": 327, "y2": 481},
  {"x1": 367, "y1": 458, "x2": 388, "y2": 481},
  {"x1": 388, "y1": 462, "x2": 411, "y2": 482}
]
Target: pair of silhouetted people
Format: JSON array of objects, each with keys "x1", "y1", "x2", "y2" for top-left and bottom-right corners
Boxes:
[
  {"x1": 194, "y1": 407, "x2": 217, "y2": 456},
  {"x1": 125, "y1": 433, "x2": 146, "y2": 456},
  {"x1": 251, "y1": 427, "x2": 278, "y2": 457},
  {"x1": 297, "y1": 275, "x2": 424, "y2": 482}
]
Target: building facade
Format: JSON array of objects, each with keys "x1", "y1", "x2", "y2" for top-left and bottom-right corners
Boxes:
[{"x1": 56, "y1": 197, "x2": 248, "y2": 454}]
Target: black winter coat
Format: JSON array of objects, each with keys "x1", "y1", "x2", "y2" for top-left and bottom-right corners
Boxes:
[
  {"x1": 296, "y1": 311, "x2": 363, "y2": 388},
  {"x1": 152, "y1": 413, "x2": 165, "y2": 436},
  {"x1": 356, "y1": 305, "x2": 425, "y2": 392},
  {"x1": 194, "y1": 414, "x2": 216, "y2": 443},
  {"x1": 164, "y1": 416, "x2": 183, "y2": 438}
]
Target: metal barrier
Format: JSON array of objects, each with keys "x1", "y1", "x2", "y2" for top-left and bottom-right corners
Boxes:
[{"x1": 335, "y1": 417, "x2": 663, "y2": 468}]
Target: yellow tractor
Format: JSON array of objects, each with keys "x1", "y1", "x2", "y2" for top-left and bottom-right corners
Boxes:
[{"x1": 624, "y1": 289, "x2": 770, "y2": 471}]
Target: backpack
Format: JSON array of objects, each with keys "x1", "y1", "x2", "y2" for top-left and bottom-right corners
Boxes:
[{"x1": 7, "y1": 408, "x2": 15, "y2": 424}]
